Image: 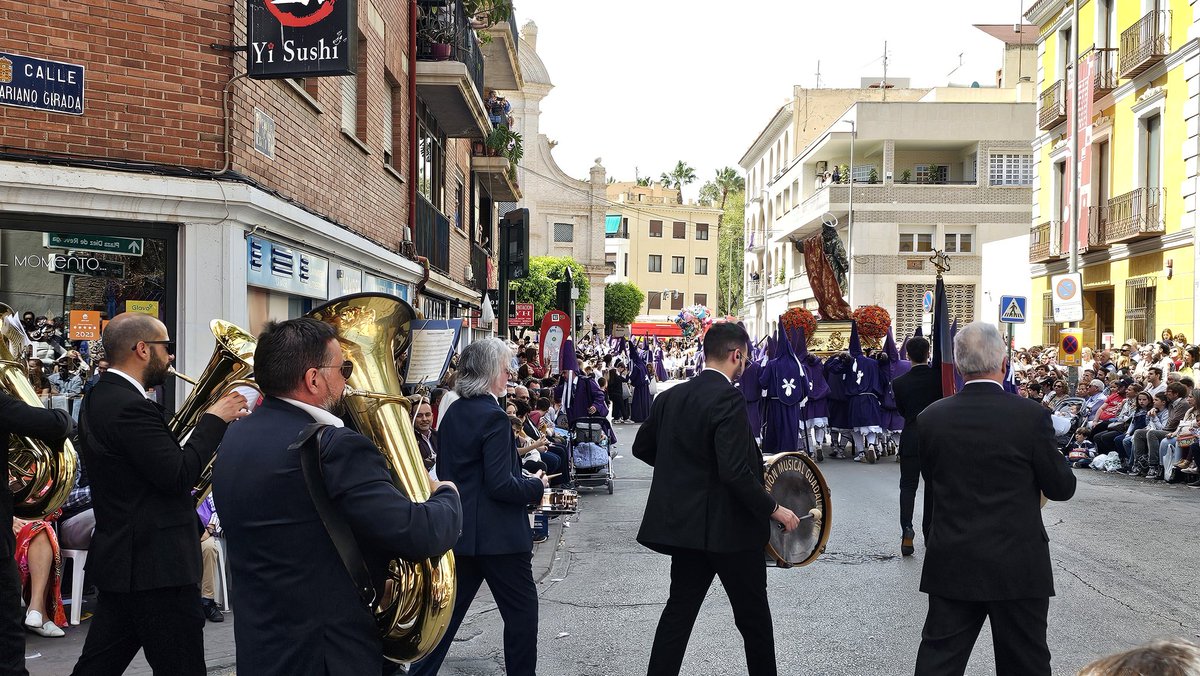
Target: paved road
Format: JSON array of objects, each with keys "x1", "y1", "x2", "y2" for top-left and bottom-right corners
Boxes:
[{"x1": 437, "y1": 419, "x2": 1200, "y2": 676}]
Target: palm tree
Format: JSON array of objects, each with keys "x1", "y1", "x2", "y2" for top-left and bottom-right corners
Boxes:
[
  {"x1": 635, "y1": 176, "x2": 652, "y2": 187},
  {"x1": 658, "y1": 171, "x2": 673, "y2": 188},
  {"x1": 713, "y1": 166, "x2": 746, "y2": 210},
  {"x1": 669, "y1": 161, "x2": 697, "y2": 203}
]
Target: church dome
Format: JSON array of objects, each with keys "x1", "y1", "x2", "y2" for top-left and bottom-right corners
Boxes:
[{"x1": 518, "y1": 20, "x2": 552, "y2": 87}]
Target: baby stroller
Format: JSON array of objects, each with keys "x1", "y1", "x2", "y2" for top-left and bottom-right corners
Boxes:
[
  {"x1": 1051, "y1": 396, "x2": 1089, "y2": 454},
  {"x1": 569, "y1": 417, "x2": 615, "y2": 495}
]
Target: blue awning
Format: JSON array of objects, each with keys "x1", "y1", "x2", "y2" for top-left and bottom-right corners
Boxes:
[{"x1": 605, "y1": 214, "x2": 622, "y2": 234}]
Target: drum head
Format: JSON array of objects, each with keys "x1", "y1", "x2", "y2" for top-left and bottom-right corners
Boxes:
[{"x1": 763, "y1": 452, "x2": 832, "y2": 568}]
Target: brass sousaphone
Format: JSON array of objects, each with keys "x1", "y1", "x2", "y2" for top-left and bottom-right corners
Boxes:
[
  {"x1": 763, "y1": 452, "x2": 832, "y2": 568},
  {"x1": 1, "y1": 303, "x2": 77, "y2": 519},
  {"x1": 307, "y1": 293, "x2": 454, "y2": 665}
]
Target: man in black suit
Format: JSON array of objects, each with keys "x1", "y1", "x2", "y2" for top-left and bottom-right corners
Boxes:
[
  {"x1": 413, "y1": 400, "x2": 438, "y2": 471},
  {"x1": 634, "y1": 322, "x2": 801, "y2": 676},
  {"x1": 214, "y1": 318, "x2": 461, "y2": 675},
  {"x1": 914, "y1": 322, "x2": 1076, "y2": 676},
  {"x1": 891, "y1": 336, "x2": 942, "y2": 556},
  {"x1": 71, "y1": 312, "x2": 249, "y2": 676},
  {"x1": 411, "y1": 338, "x2": 548, "y2": 676},
  {"x1": 0, "y1": 388, "x2": 73, "y2": 676}
]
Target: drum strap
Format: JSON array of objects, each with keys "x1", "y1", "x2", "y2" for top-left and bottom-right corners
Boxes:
[{"x1": 291, "y1": 423, "x2": 376, "y2": 608}]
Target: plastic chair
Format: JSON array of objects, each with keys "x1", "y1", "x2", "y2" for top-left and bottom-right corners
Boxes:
[
  {"x1": 60, "y1": 549, "x2": 87, "y2": 626},
  {"x1": 213, "y1": 538, "x2": 231, "y2": 612}
]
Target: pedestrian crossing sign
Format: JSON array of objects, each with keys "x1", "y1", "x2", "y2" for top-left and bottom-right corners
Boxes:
[{"x1": 999, "y1": 295, "x2": 1026, "y2": 324}]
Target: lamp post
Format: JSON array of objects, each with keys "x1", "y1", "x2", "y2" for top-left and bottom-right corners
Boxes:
[{"x1": 844, "y1": 119, "x2": 857, "y2": 306}]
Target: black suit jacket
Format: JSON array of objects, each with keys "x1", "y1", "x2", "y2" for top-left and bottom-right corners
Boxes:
[
  {"x1": 1, "y1": 391, "x2": 73, "y2": 558},
  {"x1": 437, "y1": 393, "x2": 543, "y2": 557},
  {"x1": 891, "y1": 364, "x2": 943, "y2": 458},
  {"x1": 917, "y1": 382, "x2": 1077, "y2": 601},
  {"x1": 633, "y1": 369, "x2": 777, "y2": 554},
  {"x1": 78, "y1": 372, "x2": 229, "y2": 592},
  {"x1": 213, "y1": 397, "x2": 461, "y2": 676}
]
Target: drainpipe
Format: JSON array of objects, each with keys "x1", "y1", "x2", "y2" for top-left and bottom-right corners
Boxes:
[{"x1": 410, "y1": 0, "x2": 421, "y2": 308}]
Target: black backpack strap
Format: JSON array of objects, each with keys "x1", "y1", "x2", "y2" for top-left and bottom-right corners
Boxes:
[{"x1": 289, "y1": 423, "x2": 376, "y2": 607}]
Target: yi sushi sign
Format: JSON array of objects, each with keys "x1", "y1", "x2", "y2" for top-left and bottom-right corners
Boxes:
[
  {"x1": 247, "y1": 0, "x2": 358, "y2": 79},
  {"x1": 0, "y1": 52, "x2": 84, "y2": 115}
]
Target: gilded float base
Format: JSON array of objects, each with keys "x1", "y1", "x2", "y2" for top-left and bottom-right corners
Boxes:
[{"x1": 807, "y1": 320, "x2": 881, "y2": 356}]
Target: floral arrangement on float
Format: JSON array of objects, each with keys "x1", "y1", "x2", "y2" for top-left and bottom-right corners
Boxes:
[
  {"x1": 674, "y1": 305, "x2": 713, "y2": 339},
  {"x1": 852, "y1": 305, "x2": 892, "y2": 346},
  {"x1": 779, "y1": 307, "x2": 817, "y2": 342}
]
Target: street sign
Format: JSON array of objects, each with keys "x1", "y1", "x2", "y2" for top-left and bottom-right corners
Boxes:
[
  {"x1": 1059, "y1": 328, "x2": 1083, "y2": 367},
  {"x1": 44, "y1": 232, "x2": 144, "y2": 257},
  {"x1": 68, "y1": 310, "x2": 101, "y2": 341},
  {"x1": 1051, "y1": 273, "x2": 1083, "y2": 323},
  {"x1": 922, "y1": 290, "x2": 934, "y2": 314},
  {"x1": 999, "y1": 295, "x2": 1027, "y2": 324},
  {"x1": 512, "y1": 303, "x2": 534, "y2": 327}
]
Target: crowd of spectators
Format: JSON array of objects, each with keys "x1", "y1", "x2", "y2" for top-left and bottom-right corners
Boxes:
[{"x1": 1010, "y1": 330, "x2": 1200, "y2": 486}]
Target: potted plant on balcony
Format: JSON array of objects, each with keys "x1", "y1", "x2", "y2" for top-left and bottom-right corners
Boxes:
[
  {"x1": 417, "y1": 8, "x2": 456, "y2": 61},
  {"x1": 463, "y1": 0, "x2": 514, "y2": 30},
  {"x1": 899, "y1": 169, "x2": 912, "y2": 184},
  {"x1": 485, "y1": 124, "x2": 524, "y2": 168},
  {"x1": 868, "y1": 167, "x2": 879, "y2": 184},
  {"x1": 839, "y1": 165, "x2": 850, "y2": 184}
]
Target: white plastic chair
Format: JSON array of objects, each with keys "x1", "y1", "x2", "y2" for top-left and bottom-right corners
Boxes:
[
  {"x1": 213, "y1": 538, "x2": 231, "y2": 612},
  {"x1": 60, "y1": 548, "x2": 87, "y2": 626}
]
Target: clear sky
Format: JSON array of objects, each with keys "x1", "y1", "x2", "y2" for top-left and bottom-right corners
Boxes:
[{"x1": 512, "y1": 0, "x2": 1028, "y2": 197}]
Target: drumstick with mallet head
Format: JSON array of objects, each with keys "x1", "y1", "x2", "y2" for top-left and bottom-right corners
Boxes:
[{"x1": 777, "y1": 508, "x2": 823, "y2": 530}]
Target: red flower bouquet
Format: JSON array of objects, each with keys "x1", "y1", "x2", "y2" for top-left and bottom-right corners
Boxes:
[
  {"x1": 852, "y1": 305, "x2": 891, "y2": 342},
  {"x1": 780, "y1": 307, "x2": 817, "y2": 341}
]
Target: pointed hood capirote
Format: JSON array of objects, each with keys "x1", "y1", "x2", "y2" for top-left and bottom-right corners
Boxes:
[
  {"x1": 849, "y1": 320, "x2": 863, "y2": 358},
  {"x1": 560, "y1": 338, "x2": 580, "y2": 373}
]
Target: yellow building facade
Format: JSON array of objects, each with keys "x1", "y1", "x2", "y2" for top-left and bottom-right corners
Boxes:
[
  {"x1": 1027, "y1": 0, "x2": 1200, "y2": 348},
  {"x1": 603, "y1": 183, "x2": 722, "y2": 326}
]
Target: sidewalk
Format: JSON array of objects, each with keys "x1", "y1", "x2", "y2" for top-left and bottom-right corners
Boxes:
[{"x1": 24, "y1": 518, "x2": 567, "y2": 675}]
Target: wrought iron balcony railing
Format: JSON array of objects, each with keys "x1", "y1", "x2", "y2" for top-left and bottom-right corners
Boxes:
[
  {"x1": 1090, "y1": 47, "x2": 1119, "y2": 101},
  {"x1": 417, "y1": 1, "x2": 485, "y2": 98},
  {"x1": 1084, "y1": 205, "x2": 1110, "y2": 252},
  {"x1": 1120, "y1": 10, "x2": 1171, "y2": 79},
  {"x1": 1038, "y1": 80, "x2": 1067, "y2": 130},
  {"x1": 1105, "y1": 187, "x2": 1165, "y2": 244},
  {"x1": 415, "y1": 194, "x2": 451, "y2": 274},
  {"x1": 1029, "y1": 221, "x2": 1062, "y2": 264}
]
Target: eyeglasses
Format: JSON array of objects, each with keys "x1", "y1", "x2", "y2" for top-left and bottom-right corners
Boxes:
[
  {"x1": 136, "y1": 340, "x2": 176, "y2": 354},
  {"x1": 316, "y1": 360, "x2": 354, "y2": 380}
]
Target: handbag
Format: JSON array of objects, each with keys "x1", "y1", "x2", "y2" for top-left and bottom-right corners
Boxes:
[{"x1": 622, "y1": 382, "x2": 633, "y2": 401}]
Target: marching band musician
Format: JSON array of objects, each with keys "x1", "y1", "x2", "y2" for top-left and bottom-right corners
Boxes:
[
  {"x1": 412, "y1": 338, "x2": 548, "y2": 676},
  {"x1": 633, "y1": 322, "x2": 800, "y2": 676},
  {"x1": 71, "y1": 313, "x2": 249, "y2": 676},
  {"x1": 0, "y1": 390, "x2": 73, "y2": 674},
  {"x1": 213, "y1": 318, "x2": 461, "y2": 676}
]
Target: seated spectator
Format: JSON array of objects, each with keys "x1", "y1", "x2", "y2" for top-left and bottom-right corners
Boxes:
[
  {"x1": 510, "y1": 414, "x2": 549, "y2": 474},
  {"x1": 1161, "y1": 390, "x2": 1200, "y2": 483},
  {"x1": 1044, "y1": 380, "x2": 1068, "y2": 409},
  {"x1": 514, "y1": 400, "x2": 564, "y2": 480},
  {"x1": 1125, "y1": 391, "x2": 1173, "y2": 473},
  {"x1": 197, "y1": 495, "x2": 224, "y2": 622},
  {"x1": 1093, "y1": 384, "x2": 1144, "y2": 457},
  {"x1": 13, "y1": 516, "x2": 66, "y2": 637},
  {"x1": 26, "y1": 358, "x2": 54, "y2": 399}
]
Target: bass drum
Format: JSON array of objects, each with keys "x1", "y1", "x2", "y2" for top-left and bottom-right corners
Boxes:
[{"x1": 763, "y1": 452, "x2": 832, "y2": 568}]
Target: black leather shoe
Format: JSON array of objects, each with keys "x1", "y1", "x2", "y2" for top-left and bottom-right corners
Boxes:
[
  {"x1": 202, "y1": 598, "x2": 224, "y2": 623},
  {"x1": 901, "y1": 528, "x2": 915, "y2": 557}
]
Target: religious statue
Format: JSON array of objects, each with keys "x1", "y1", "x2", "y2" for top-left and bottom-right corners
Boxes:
[{"x1": 822, "y1": 222, "x2": 849, "y2": 293}]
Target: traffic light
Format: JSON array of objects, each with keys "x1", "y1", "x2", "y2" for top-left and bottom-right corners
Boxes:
[
  {"x1": 500, "y1": 208, "x2": 529, "y2": 280},
  {"x1": 555, "y1": 279, "x2": 572, "y2": 313},
  {"x1": 575, "y1": 312, "x2": 584, "y2": 332}
]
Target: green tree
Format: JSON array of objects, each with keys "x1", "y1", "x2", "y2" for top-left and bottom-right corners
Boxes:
[
  {"x1": 510, "y1": 256, "x2": 590, "y2": 324},
  {"x1": 717, "y1": 189, "x2": 746, "y2": 316},
  {"x1": 604, "y1": 282, "x2": 644, "y2": 328},
  {"x1": 713, "y1": 166, "x2": 745, "y2": 209},
  {"x1": 665, "y1": 160, "x2": 697, "y2": 203},
  {"x1": 698, "y1": 181, "x2": 721, "y2": 207}
]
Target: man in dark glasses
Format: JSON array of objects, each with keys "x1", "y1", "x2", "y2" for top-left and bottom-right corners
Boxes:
[
  {"x1": 72, "y1": 312, "x2": 249, "y2": 676},
  {"x1": 213, "y1": 318, "x2": 461, "y2": 676}
]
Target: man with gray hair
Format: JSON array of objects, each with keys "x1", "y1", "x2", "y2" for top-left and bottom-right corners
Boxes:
[
  {"x1": 412, "y1": 337, "x2": 549, "y2": 676},
  {"x1": 913, "y1": 321, "x2": 1076, "y2": 676}
]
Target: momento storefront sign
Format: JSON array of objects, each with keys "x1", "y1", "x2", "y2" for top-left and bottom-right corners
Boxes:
[
  {"x1": 247, "y1": 0, "x2": 358, "y2": 79},
  {"x1": 0, "y1": 52, "x2": 84, "y2": 115}
]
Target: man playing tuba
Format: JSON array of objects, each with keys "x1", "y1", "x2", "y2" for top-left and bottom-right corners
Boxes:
[{"x1": 213, "y1": 318, "x2": 462, "y2": 676}]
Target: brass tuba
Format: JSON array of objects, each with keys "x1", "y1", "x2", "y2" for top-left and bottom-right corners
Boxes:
[
  {"x1": 166, "y1": 319, "x2": 257, "y2": 507},
  {"x1": 0, "y1": 303, "x2": 77, "y2": 519},
  {"x1": 307, "y1": 293, "x2": 455, "y2": 665}
]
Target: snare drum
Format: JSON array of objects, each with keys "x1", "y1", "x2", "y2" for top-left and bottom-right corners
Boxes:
[{"x1": 537, "y1": 488, "x2": 578, "y2": 514}]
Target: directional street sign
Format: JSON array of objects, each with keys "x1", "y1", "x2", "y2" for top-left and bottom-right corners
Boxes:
[
  {"x1": 43, "y1": 232, "x2": 144, "y2": 257},
  {"x1": 999, "y1": 295, "x2": 1027, "y2": 324}
]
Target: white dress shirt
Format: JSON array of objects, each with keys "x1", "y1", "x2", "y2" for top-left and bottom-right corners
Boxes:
[
  {"x1": 278, "y1": 397, "x2": 345, "y2": 428},
  {"x1": 108, "y1": 367, "x2": 152, "y2": 399}
]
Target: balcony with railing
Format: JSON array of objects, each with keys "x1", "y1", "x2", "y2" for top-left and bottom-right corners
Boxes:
[
  {"x1": 416, "y1": 1, "x2": 489, "y2": 138},
  {"x1": 1039, "y1": 80, "x2": 1067, "y2": 130},
  {"x1": 1029, "y1": 221, "x2": 1062, "y2": 264},
  {"x1": 745, "y1": 277, "x2": 764, "y2": 301},
  {"x1": 1105, "y1": 187, "x2": 1165, "y2": 244},
  {"x1": 1083, "y1": 205, "x2": 1110, "y2": 253},
  {"x1": 469, "y1": 243, "x2": 489, "y2": 291},
  {"x1": 1090, "y1": 48, "x2": 1119, "y2": 101},
  {"x1": 415, "y1": 195, "x2": 451, "y2": 274},
  {"x1": 1120, "y1": 10, "x2": 1171, "y2": 79}
]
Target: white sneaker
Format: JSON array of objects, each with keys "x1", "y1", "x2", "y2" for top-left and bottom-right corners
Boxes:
[{"x1": 853, "y1": 452, "x2": 866, "y2": 463}]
